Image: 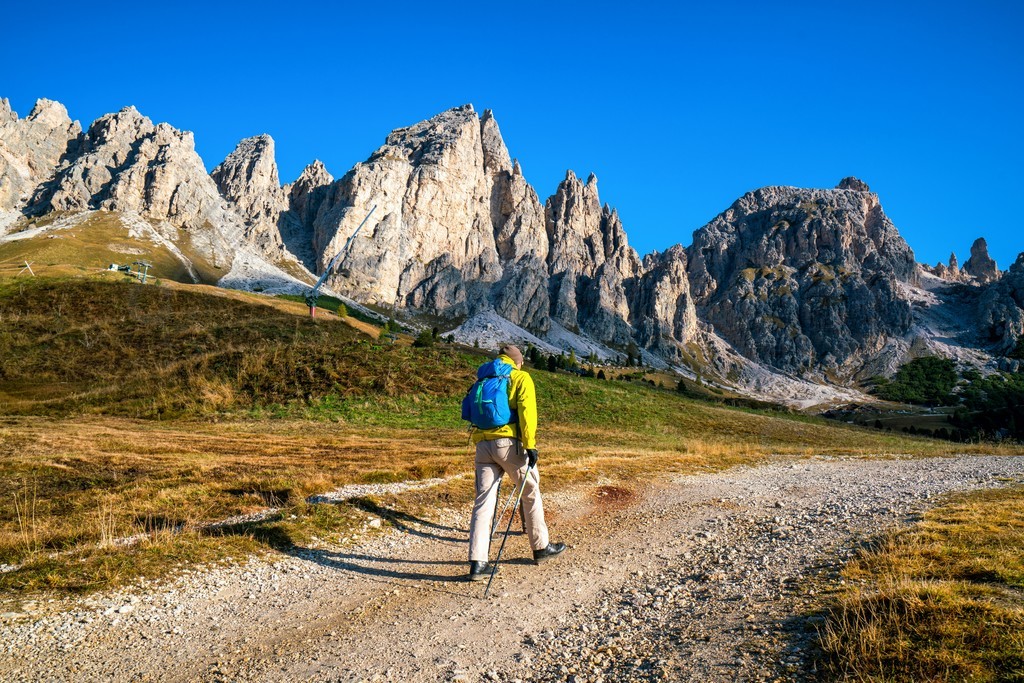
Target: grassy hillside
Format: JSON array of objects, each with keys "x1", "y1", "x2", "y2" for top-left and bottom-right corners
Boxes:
[
  {"x1": 0, "y1": 213, "x2": 202, "y2": 282},
  {"x1": 1, "y1": 276, "x2": 1020, "y2": 595},
  {"x1": 0, "y1": 276, "x2": 471, "y2": 416}
]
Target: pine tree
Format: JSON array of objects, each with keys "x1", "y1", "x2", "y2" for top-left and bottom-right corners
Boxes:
[
  {"x1": 413, "y1": 330, "x2": 435, "y2": 348},
  {"x1": 1011, "y1": 335, "x2": 1024, "y2": 360}
]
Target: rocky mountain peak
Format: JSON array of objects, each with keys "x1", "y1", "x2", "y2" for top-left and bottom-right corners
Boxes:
[
  {"x1": 373, "y1": 104, "x2": 479, "y2": 168},
  {"x1": 836, "y1": 177, "x2": 870, "y2": 192},
  {"x1": 311, "y1": 103, "x2": 517, "y2": 323},
  {"x1": 687, "y1": 183, "x2": 915, "y2": 373},
  {"x1": 294, "y1": 159, "x2": 332, "y2": 188},
  {"x1": 949, "y1": 252, "x2": 959, "y2": 271},
  {"x1": 212, "y1": 135, "x2": 282, "y2": 216},
  {"x1": 976, "y1": 249, "x2": 1024, "y2": 355},
  {"x1": 36, "y1": 106, "x2": 152, "y2": 212},
  {"x1": 26, "y1": 98, "x2": 74, "y2": 127},
  {"x1": 631, "y1": 244, "x2": 698, "y2": 354},
  {"x1": 210, "y1": 134, "x2": 288, "y2": 255},
  {"x1": 22, "y1": 102, "x2": 246, "y2": 273},
  {"x1": 546, "y1": 169, "x2": 607, "y2": 279},
  {"x1": 284, "y1": 160, "x2": 334, "y2": 239},
  {"x1": 544, "y1": 169, "x2": 641, "y2": 343},
  {"x1": 963, "y1": 237, "x2": 1000, "y2": 283},
  {"x1": 90, "y1": 106, "x2": 153, "y2": 144},
  {"x1": 0, "y1": 98, "x2": 82, "y2": 211}
]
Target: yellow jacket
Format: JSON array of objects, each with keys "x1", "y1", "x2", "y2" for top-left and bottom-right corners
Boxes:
[{"x1": 471, "y1": 355, "x2": 538, "y2": 450}]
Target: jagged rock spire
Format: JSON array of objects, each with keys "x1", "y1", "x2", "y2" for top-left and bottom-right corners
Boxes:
[
  {"x1": 286, "y1": 160, "x2": 333, "y2": 227},
  {"x1": 543, "y1": 169, "x2": 641, "y2": 344},
  {"x1": 837, "y1": 177, "x2": 870, "y2": 192},
  {"x1": 963, "y1": 237, "x2": 999, "y2": 283},
  {"x1": 210, "y1": 134, "x2": 288, "y2": 254}
]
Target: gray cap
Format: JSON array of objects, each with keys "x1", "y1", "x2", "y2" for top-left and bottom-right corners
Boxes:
[{"x1": 500, "y1": 344, "x2": 524, "y2": 367}]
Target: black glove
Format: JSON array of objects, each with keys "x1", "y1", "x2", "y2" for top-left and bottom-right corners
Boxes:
[{"x1": 525, "y1": 448, "x2": 539, "y2": 469}]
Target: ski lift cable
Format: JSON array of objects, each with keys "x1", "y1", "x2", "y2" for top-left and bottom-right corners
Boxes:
[{"x1": 305, "y1": 204, "x2": 377, "y2": 312}]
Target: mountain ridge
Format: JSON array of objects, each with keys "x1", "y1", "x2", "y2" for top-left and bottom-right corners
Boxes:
[{"x1": 2, "y1": 96, "x2": 1021, "y2": 406}]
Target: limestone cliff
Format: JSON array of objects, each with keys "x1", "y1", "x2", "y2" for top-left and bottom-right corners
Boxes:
[
  {"x1": 27, "y1": 105, "x2": 246, "y2": 273},
  {"x1": 311, "y1": 105, "x2": 552, "y2": 327},
  {"x1": 279, "y1": 160, "x2": 334, "y2": 269},
  {"x1": 977, "y1": 252, "x2": 1024, "y2": 354},
  {"x1": 0, "y1": 98, "x2": 81, "y2": 215},
  {"x1": 543, "y1": 171, "x2": 644, "y2": 346},
  {"x1": 631, "y1": 245, "x2": 698, "y2": 356}
]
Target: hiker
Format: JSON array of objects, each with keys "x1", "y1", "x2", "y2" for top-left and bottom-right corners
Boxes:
[{"x1": 464, "y1": 344, "x2": 565, "y2": 581}]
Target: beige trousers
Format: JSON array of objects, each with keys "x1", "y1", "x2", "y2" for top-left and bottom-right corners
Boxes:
[{"x1": 468, "y1": 438, "x2": 549, "y2": 562}]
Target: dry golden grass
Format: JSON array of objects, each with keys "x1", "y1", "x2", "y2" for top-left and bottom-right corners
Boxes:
[
  {"x1": 2, "y1": 408, "x2": 1017, "y2": 595},
  {"x1": 817, "y1": 486, "x2": 1024, "y2": 681},
  {"x1": 2, "y1": 276, "x2": 1022, "y2": 597}
]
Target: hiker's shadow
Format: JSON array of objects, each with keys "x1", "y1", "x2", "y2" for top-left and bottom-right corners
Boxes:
[
  {"x1": 347, "y1": 497, "x2": 466, "y2": 544},
  {"x1": 293, "y1": 549, "x2": 535, "y2": 585},
  {"x1": 301, "y1": 548, "x2": 464, "y2": 582},
  {"x1": 287, "y1": 498, "x2": 532, "y2": 586}
]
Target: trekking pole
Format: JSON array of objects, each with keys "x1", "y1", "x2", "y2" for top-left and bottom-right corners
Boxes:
[
  {"x1": 490, "y1": 478, "x2": 519, "y2": 539},
  {"x1": 484, "y1": 464, "x2": 532, "y2": 598},
  {"x1": 490, "y1": 478, "x2": 502, "y2": 534}
]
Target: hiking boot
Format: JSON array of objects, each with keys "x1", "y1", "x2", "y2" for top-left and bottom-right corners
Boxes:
[
  {"x1": 532, "y1": 542, "x2": 566, "y2": 564},
  {"x1": 469, "y1": 561, "x2": 495, "y2": 581}
]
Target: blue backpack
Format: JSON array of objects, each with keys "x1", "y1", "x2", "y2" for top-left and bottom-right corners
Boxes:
[{"x1": 462, "y1": 358, "x2": 517, "y2": 429}]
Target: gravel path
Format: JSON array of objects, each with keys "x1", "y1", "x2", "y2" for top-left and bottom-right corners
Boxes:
[{"x1": 2, "y1": 454, "x2": 1022, "y2": 682}]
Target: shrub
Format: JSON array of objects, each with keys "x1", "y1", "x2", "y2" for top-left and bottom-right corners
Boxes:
[
  {"x1": 874, "y1": 357, "x2": 958, "y2": 406},
  {"x1": 412, "y1": 330, "x2": 435, "y2": 348}
]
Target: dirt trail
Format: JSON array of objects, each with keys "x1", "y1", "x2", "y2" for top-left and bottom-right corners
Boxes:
[{"x1": 2, "y1": 454, "x2": 1022, "y2": 682}]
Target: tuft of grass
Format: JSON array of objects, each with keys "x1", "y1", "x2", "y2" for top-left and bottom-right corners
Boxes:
[{"x1": 816, "y1": 485, "x2": 1024, "y2": 681}]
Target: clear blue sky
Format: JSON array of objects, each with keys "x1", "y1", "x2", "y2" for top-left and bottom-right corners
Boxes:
[{"x1": 2, "y1": 0, "x2": 1021, "y2": 268}]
